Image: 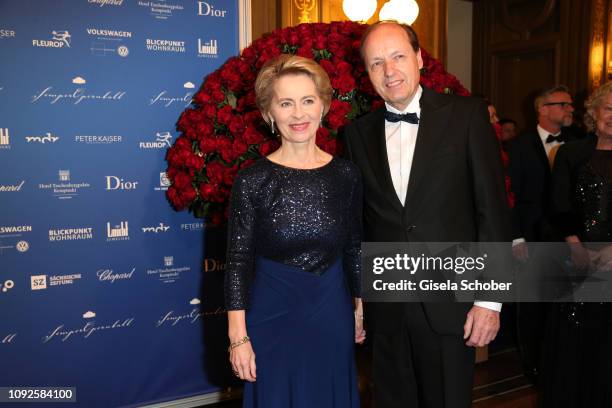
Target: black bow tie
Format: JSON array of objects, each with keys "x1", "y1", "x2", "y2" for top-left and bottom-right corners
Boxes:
[
  {"x1": 546, "y1": 134, "x2": 566, "y2": 144},
  {"x1": 385, "y1": 110, "x2": 419, "y2": 124}
]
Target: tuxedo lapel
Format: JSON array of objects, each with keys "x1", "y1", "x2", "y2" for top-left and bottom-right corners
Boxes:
[
  {"x1": 403, "y1": 88, "x2": 453, "y2": 211},
  {"x1": 361, "y1": 108, "x2": 404, "y2": 212},
  {"x1": 531, "y1": 131, "x2": 550, "y2": 173}
]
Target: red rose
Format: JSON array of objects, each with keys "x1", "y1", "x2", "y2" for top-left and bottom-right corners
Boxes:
[
  {"x1": 243, "y1": 125, "x2": 264, "y2": 145},
  {"x1": 212, "y1": 89, "x2": 225, "y2": 103},
  {"x1": 196, "y1": 120, "x2": 214, "y2": 140},
  {"x1": 232, "y1": 138, "x2": 248, "y2": 157},
  {"x1": 172, "y1": 170, "x2": 192, "y2": 189},
  {"x1": 229, "y1": 116, "x2": 245, "y2": 136},
  {"x1": 199, "y1": 137, "x2": 216, "y2": 153},
  {"x1": 332, "y1": 73, "x2": 356, "y2": 95},
  {"x1": 217, "y1": 105, "x2": 233, "y2": 125},
  {"x1": 316, "y1": 127, "x2": 330, "y2": 145},
  {"x1": 203, "y1": 103, "x2": 217, "y2": 119},
  {"x1": 206, "y1": 161, "x2": 225, "y2": 184},
  {"x1": 199, "y1": 183, "x2": 216, "y2": 200}
]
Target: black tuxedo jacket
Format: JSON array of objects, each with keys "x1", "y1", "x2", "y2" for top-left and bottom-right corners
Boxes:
[
  {"x1": 343, "y1": 87, "x2": 511, "y2": 335},
  {"x1": 507, "y1": 126, "x2": 584, "y2": 242}
]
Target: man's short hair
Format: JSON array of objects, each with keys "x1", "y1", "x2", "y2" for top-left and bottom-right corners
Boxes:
[
  {"x1": 359, "y1": 20, "x2": 420, "y2": 61},
  {"x1": 534, "y1": 85, "x2": 571, "y2": 112}
]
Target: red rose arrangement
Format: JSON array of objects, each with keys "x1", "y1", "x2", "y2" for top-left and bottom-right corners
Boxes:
[{"x1": 165, "y1": 22, "x2": 471, "y2": 224}]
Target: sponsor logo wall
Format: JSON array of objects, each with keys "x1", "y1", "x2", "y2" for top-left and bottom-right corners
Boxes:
[{"x1": 0, "y1": 1, "x2": 239, "y2": 407}]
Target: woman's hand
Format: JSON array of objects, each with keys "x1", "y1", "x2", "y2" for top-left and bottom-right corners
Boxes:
[
  {"x1": 230, "y1": 340, "x2": 257, "y2": 382},
  {"x1": 567, "y1": 235, "x2": 589, "y2": 270},
  {"x1": 354, "y1": 298, "x2": 366, "y2": 344}
]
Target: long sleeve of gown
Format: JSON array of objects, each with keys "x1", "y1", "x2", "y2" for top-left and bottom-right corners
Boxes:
[
  {"x1": 224, "y1": 172, "x2": 256, "y2": 310},
  {"x1": 344, "y1": 169, "x2": 362, "y2": 298}
]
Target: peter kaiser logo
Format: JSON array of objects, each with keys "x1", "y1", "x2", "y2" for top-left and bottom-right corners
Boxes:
[
  {"x1": 0, "y1": 29, "x2": 16, "y2": 40},
  {"x1": 31, "y1": 76, "x2": 126, "y2": 105},
  {"x1": 197, "y1": 1, "x2": 227, "y2": 17},
  {"x1": 32, "y1": 30, "x2": 71, "y2": 48}
]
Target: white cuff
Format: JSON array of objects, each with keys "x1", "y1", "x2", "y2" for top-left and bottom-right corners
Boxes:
[
  {"x1": 474, "y1": 301, "x2": 502, "y2": 312},
  {"x1": 512, "y1": 238, "x2": 526, "y2": 247}
]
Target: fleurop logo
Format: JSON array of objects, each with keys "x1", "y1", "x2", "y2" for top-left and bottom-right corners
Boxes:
[
  {"x1": 106, "y1": 221, "x2": 129, "y2": 241},
  {"x1": 25, "y1": 132, "x2": 60, "y2": 144},
  {"x1": 32, "y1": 30, "x2": 71, "y2": 48},
  {"x1": 197, "y1": 1, "x2": 227, "y2": 17},
  {"x1": 197, "y1": 38, "x2": 218, "y2": 58},
  {"x1": 0, "y1": 128, "x2": 10, "y2": 149},
  {"x1": 139, "y1": 131, "x2": 173, "y2": 149},
  {"x1": 31, "y1": 76, "x2": 126, "y2": 105}
]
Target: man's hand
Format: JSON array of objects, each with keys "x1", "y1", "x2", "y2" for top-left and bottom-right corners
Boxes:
[
  {"x1": 463, "y1": 305, "x2": 500, "y2": 347},
  {"x1": 512, "y1": 242, "x2": 529, "y2": 262}
]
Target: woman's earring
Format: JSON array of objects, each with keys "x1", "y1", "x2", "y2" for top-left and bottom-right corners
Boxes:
[
  {"x1": 320, "y1": 113, "x2": 324, "y2": 128},
  {"x1": 269, "y1": 117, "x2": 275, "y2": 135}
]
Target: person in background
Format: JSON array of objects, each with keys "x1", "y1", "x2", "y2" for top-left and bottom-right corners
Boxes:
[
  {"x1": 542, "y1": 81, "x2": 612, "y2": 408},
  {"x1": 499, "y1": 118, "x2": 518, "y2": 144},
  {"x1": 507, "y1": 85, "x2": 584, "y2": 383},
  {"x1": 224, "y1": 54, "x2": 365, "y2": 408}
]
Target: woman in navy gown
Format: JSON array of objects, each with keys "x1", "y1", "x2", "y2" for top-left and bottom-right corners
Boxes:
[{"x1": 224, "y1": 54, "x2": 365, "y2": 408}]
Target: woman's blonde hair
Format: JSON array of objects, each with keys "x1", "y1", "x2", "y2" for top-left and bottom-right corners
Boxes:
[
  {"x1": 254, "y1": 54, "x2": 332, "y2": 124},
  {"x1": 585, "y1": 81, "x2": 612, "y2": 132}
]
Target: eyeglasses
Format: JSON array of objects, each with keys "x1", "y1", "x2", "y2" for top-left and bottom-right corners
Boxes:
[{"x1": 543, "y1": 102, "x2": 573, "y2": 108}]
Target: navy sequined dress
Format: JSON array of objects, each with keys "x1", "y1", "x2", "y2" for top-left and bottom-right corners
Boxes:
[
  {"x1": 543, "y1": 137, "x2": 612, "y2": 408},
  {"x1": 224, "y1": 156, "x2": 362, "y2": 408}
]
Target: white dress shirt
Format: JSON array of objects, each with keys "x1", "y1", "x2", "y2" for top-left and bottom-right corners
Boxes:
[{"x1": 384, "y1": 86, "x2": 501, "y2": 312}]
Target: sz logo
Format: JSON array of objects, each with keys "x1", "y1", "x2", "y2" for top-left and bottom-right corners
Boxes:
[{"x1": 31, "y1": 275, "x2": 47, "y2": 290}]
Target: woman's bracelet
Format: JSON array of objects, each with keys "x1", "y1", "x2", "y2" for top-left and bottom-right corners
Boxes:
[{"x1": 228, "y1": 336, "x2": 250, "y2": 352}]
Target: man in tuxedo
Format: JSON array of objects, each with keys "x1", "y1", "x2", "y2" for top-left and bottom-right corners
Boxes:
[
  {"x1": 343, "y1": 21, "x2": 511, "y2": 408},
  {"x1": 508, "y1": 85, "x2": 583, "y2": 382}
]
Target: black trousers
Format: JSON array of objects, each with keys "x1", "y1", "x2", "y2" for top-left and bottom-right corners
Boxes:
[{"x1": 372, "y1": 303, "x2": 475, "y2": 408}]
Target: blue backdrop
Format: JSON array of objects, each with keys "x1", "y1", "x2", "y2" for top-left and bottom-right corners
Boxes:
[{"x1": 0, "y1": 1, "x2": 238, "y2": 406}]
